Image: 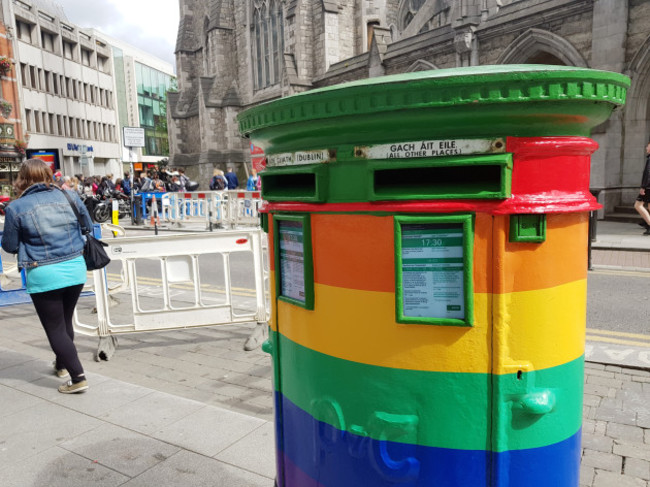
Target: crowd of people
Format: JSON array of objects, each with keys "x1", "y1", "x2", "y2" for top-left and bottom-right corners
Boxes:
[{"x1": 44, "y1": 165, "x2": 261, "y2": 199}]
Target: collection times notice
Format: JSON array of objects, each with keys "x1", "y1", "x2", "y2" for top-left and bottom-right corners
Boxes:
[
  {"x1": 401, "y1": 224, "x2": 465, "y2": 320},
  {"x1": 278, "y1": 221, "x2": 306, "y2": 303}
]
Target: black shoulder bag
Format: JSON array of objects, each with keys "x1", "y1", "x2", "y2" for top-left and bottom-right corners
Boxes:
[{"x1": 59, "y1": 188, "x2": 111, "y2": 270}]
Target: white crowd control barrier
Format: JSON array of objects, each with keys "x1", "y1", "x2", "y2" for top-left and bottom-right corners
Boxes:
[
  {"x1": 73, "y1": 229, "x2": 270, "y2": 359},
  {"x1": 161, "y1": 191, "x2": 262, "y2": 228}
]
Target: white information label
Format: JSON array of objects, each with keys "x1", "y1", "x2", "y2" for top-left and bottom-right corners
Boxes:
[
  {"x1": 357, "y1": 138, "x2": 504, "y2": 160},
  {"x1": 401, "y1": 224, "x2": 465, "y2": 320},
  {"x1": 123, "y1": 127, "x2": 146, "y2": 148},
  {"x1": 267, "y1": 149, "x2": 331, "y2": 167},
  {"x1": 279, "y1": 221, "x2": 306, "y2": 303}
]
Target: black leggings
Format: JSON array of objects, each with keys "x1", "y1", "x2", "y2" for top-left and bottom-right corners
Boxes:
[{"x1": 30, "y1": 284, "x2": 86, "y2": 382}]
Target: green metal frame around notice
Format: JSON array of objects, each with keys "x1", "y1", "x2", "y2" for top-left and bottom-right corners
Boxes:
[
  {"x1": 273, "y1": 213, "x2": 315, "y2": 310},
  {"x1": 394, "y1": 214, "x2": 474, "y2": 327}
]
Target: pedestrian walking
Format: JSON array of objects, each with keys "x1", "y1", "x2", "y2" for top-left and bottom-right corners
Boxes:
[
  {"x1": 246, "y1": 168, "x2": 259, "y2": 191},
  {"x1": 1, "y1": 159, "x2": 92, "y2": 394},
  {"x1": 634, "y1": 141, "x2": 650, "y2": 235},
  {"x1": 210, "y1": 169, "x2": 227, "y2": 190},
  {"x1": 225, "y1": 167, "x2": 239, "y2": 189}
]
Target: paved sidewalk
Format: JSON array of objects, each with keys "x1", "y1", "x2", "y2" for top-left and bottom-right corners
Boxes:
[{"x1": 0, "y1": 346, "x2": 275, "y2": 487}]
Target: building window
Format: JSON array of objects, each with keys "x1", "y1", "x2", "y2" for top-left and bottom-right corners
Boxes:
[
  {"x1": 97, "y1": 55, "x2": 108, "y2": 73},
  {"x1": 81, "y1": 48, "x2": 91, "y2": 66},
  {"x1": 251, "y1": 0, "x2": 284, "y2": 90},
  {"x1": 41, "y1": 30, "x2": 57, "y2": 53},
  {"x1": 29, "y1": 65, "x2": 36, "y2": 89},
  {"x1": 44, "y1": 70, "x2": 51, "y2": 93},
  {"x1": 15, "y1": 19, "x2": 33, "y2": 44},
  {"x1": 20, "y1": 63, "x2": 28, "y2": 87},
  {"x1": 34, "y1": 110, "x2": 41, "y2": 132},
  {"x1": 135, "y1": 61, "x2": 174, "y2": 156},
  {"x1": 63, "y1": 40, "x2": 76, "y2": 60},
  {"x1": 25, "y1": 109, "x2": 32, "y2": 131},
  {"x1": 367, "y1": 21, "x2": 380, "y2": 50}
]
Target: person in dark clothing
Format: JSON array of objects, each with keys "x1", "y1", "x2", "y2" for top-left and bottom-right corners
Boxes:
[
  {"x1": 634, "y1": 141, "x2": 650, "y2": 235},
  {"x1": 225, "y1": 167, "x2": 239, "y2": 189}
]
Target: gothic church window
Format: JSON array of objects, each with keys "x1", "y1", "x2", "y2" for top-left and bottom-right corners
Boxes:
[
  {"x1": 399, "y1": 0, "x2": 427, "y2": 31},
  {"x1": 252, "y1": 0, "x2": 284, "y2": 90}
]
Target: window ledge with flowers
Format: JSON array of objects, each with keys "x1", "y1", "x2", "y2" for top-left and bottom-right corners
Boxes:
[
  {"x1": 0, "y1": 57, "x2": 12, "y2": 77},
  {"x1": 0, "y1": 100, "x2": 12, "y2": 118},
  {"x1": 14, "y1": 136, "x2": 28, "y2": 156}
]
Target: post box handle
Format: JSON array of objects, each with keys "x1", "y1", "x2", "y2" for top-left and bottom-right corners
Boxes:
[{"x1": 513, "y1": 390, "x2": 556, "y2": 415}]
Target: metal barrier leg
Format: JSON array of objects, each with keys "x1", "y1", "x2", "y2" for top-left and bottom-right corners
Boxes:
[
  {"x1": 96, "y1": 335, "x2": 119, "y2": 361},
  {"x1": 243, "y1": 322, "x2": 269, "y2": 351}
]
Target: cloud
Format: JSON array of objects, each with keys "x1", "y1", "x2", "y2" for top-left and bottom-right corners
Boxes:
[{"x1": 53, "y1": 0, "x2": 179, "y2": 67}]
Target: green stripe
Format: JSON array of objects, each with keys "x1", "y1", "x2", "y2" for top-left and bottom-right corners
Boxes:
[{"x1": 271, "y1": 330, "x2": 583, "y2": 452}]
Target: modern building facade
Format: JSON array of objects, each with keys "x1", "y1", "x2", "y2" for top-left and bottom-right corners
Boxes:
[
  {"x1": 87, "y1": 29, "x2": 175, "y2": 168},
  {"x1": 5, "y1": 0, "x2": 122, "y2": 177},
  {"x1": 170, "y1": 0, "x2": 650, "y2": 214}
]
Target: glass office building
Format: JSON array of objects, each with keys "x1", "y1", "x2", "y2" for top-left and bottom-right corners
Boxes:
[{"x1": 135, "y1": 62, "x2": 173, "y2": 157}]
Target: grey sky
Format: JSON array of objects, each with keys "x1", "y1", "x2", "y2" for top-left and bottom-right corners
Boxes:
[{"x1": 52, "y1": 0, "x2": 179, "y2": 68}]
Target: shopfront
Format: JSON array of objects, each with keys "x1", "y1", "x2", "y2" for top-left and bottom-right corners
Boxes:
[{"x1": 0, "y1": 152, "x2": 23, "y2": 197}]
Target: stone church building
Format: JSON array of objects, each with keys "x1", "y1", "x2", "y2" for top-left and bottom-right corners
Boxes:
[{"x1": 169, "y1": 0, "x2": 650, "y2": 214}]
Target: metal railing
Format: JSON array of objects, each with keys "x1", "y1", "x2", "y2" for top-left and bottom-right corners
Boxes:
[{"x1": 160, "y1": 190, "x2": 262, "y2": 228}]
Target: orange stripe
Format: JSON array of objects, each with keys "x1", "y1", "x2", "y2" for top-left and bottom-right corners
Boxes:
[
  {"x1": 312, "y1": 214, "x2": 396, "y2": 292},
  {"x1": 494, "y1": 213, "x2": 588, "y2": 294},
  {"x1": 312, "y1": 213, "x2": 493, "y2": 293},
  {"x1": 270, "y1": 211, "x2": 587, "y2": 294}
]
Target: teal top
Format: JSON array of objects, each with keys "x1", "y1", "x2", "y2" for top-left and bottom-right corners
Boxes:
[{"x1": 25, "y1": 256, "x2": 87, "y2": 294}]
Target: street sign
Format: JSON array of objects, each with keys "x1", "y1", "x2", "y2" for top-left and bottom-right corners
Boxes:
[{"x1": 123, "y1": 127, "x2": 145, "y2": 148}]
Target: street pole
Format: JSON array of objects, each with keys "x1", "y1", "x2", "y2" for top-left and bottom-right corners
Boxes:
[{"x1": 129, "y1": 146, "x2": 135, "y2": 225}]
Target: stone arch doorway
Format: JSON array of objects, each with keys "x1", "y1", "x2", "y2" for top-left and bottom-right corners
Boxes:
[
  {"x1": 496, "y1": 28, "x2": 588, "y2": 67},
  {"x1": 621, "y1": 34, "x2": 650, "y2": 204}
]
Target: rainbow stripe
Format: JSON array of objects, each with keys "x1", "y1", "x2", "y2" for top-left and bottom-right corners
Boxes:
[{"x1": 267, "y1": 211, "x2": 587, "y2": 486}]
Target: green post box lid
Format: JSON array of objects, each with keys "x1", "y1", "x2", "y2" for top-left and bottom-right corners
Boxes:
[{"x1": 238, "y1": 65, "x2": 630, "y2": 153}]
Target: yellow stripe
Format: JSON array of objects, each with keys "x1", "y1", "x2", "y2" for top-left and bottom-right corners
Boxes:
[
  {"x1": 496, "y1": 279, "x2": 586, "y2": 374},
  {"x1": 274, "y1": 277, "x2": 586, "y2": 374}
]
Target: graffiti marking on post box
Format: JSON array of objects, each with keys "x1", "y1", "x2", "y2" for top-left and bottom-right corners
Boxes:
[
  {"x1": 267, "y1": 149, "x2": 333, "y2": 167},
  {"x1": 355, "y1": 138, "x2": 505, "y2": 160}
]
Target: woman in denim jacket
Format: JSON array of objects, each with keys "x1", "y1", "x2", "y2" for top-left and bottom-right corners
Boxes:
[{"x1": 1, "y1": 159, "x2": 93, "y2": 394}]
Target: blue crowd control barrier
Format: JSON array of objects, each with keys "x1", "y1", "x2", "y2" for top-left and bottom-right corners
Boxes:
[{"x1": 133, "y1": 191, "x2": 167, "y2": 222}]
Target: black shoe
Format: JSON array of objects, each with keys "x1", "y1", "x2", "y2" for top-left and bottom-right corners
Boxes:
[
  {"x1": 638, "y1": 221, "x2": 650, "y2": 229},
  {"x1": 644, "y1": 229, "x2": 650, "y2": 236}
]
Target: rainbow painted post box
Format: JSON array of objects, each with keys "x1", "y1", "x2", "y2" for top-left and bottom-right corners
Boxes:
[{"x1": 238, "y1": 65, "x2": 629, "y2": 487}]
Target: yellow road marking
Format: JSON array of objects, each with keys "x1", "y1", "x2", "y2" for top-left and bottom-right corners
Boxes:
[
  {"x1": 587, "y1": 328, "x2": 650, "y2": 341},
  {"x1": 586, "y1": 335, "x2": 650, "y2": 349},
  {"x1": 104, "y1": 273, "x2": 258, "y2": 297}
]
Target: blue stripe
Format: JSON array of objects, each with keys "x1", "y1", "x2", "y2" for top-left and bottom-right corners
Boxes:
[{"x1": 276, "y1": 393, "x2": 581, "y2": 487}]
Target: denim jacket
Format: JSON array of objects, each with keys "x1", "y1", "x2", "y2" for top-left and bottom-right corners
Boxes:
[{"x1": 1, "y1": 183, "x2": 93, "y2": 269}]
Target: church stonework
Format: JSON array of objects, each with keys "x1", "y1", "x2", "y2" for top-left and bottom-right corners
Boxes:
[{"x1": 170, "y1": 0, "x2": 650, "y2": 214}]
